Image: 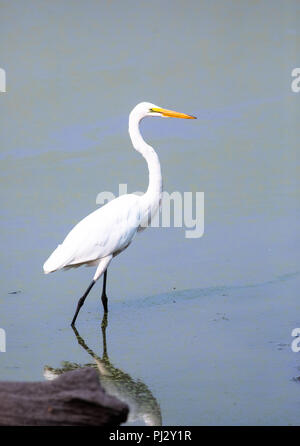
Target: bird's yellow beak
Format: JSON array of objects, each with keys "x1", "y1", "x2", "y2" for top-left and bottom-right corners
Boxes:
[{"x1": 151, "y1": 107, "x2": 197, "y2": 119}]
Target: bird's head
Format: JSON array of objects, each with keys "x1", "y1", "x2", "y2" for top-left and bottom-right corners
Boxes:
[{"x1": 130, "y1": 102, "x2": 197, "y2": 121}]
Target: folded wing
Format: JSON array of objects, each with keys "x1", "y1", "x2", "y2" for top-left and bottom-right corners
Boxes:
[{"x1": 43, "y1": 194, "x2": 142, "y2": 274}]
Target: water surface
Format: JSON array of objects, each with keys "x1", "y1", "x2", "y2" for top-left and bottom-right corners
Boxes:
[{"x1": 0, "y1": 0, "x2": 299, "y2": 425}]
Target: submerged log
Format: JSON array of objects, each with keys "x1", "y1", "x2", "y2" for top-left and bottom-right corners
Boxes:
[{"x1": 0, "y1": 367, "x2": 128, "y2": 426}]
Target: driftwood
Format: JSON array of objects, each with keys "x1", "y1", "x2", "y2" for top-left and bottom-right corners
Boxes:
[{"x1": 0, "y1": 367, "x2": 128, "y2": 426}]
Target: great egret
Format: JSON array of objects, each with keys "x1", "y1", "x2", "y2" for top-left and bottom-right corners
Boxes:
[{"x1": 43, "y1": 102, "x2": 196, "y2": 325}]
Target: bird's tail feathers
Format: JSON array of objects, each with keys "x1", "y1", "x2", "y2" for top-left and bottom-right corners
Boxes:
[{"x1": 43, "y1": 244, "x2": 74, "y2": 274}]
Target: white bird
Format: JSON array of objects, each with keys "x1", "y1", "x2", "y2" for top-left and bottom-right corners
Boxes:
[{"x1": 43, "y1": 102, "x2": 196, "y2": 325}]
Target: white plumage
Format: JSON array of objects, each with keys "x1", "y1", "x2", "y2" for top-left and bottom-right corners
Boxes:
[
  {"x1": 43, "y1": 101, "x2": 196, "y2": 324},
  {"x1": 43, "y1": 194, "x2": 142, "y2": 277}
]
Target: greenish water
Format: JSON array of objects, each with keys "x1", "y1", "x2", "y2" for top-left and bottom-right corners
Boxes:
[{"x1": 0, "y1": 0, "x2": 300, "y2": 425}]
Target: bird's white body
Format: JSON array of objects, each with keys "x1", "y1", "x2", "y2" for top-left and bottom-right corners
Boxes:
[
  {"x1": 43, "y1": 193, "x2": 157, "y2": 280},
  {"x1": 43, "y1": 102, "x2": 164, "y2": 281}
]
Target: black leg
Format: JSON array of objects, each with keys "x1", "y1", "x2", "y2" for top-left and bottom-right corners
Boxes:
[
  {"x1": 101, "y1": 270, "x2": 108, "y2": 313},
  {"x1": 71, "y1": 280, "x2": 96, "y2": 326}
]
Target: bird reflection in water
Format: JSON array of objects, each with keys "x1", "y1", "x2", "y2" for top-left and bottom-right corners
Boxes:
[{"x1": 44, "y1": 314, "x2": 162, "y2": 426}]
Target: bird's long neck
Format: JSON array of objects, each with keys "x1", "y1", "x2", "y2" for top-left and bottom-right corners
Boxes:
[{"x1": 129, "y1": 115, "x2": 162, "y2": 207}]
